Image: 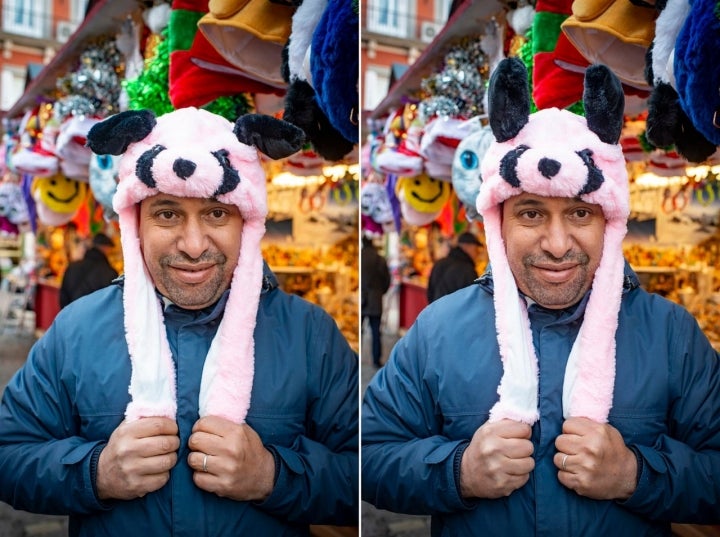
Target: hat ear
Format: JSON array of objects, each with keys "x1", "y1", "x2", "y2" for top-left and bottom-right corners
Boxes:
[
  {"x1": 86, "y1": 110, "x2": 157, "y2": 155},
  {"x1": 583, "y1": 64, "x2": 625, "y2": 145},
  {"x1": 234, "y1": 113, "x2": 306, "y2": 160},
  {"x1": 487, "y1": 57, "x2": 530, "y2": 143}
]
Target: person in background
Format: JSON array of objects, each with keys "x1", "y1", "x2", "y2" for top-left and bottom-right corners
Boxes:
[
  {"x1": 362, "y1": 59, "x2": 720, "y2": 535},
  {"x1": 361, "y1": 235, "x2": 391, "y2": 368},
  {"x1": 0, "y1": 108, "x2": 358, "y2": 535},
  {"x1": 426, "y1": 231, "x2": 482, "y2": 303},
  {"x1": 59, "y1": 232, "x2": 118, "y2": 308}
]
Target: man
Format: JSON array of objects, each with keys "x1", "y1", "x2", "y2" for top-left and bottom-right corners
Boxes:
[
  {"x1": 59, "y1": 232, "x2": 118, "y2": 308},
  {"x1": 361, "y1": 235, "x2": 391, "y2": 367},
  {"x1": 362, "y1": 58, "x2": 720, "y2": 535},
  {"x1": 426, "y1": 231, "x2": 481, "y2": 303},
  {"x1": 0, "y1": 108, "x2": 358, "y2": 535}
]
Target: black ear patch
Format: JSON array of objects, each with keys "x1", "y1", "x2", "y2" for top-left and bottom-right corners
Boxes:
[
  {"x1": 583, "y1": 65, "x2": 624, "y2": 145},
  {"x1": 487, "y1": 58, "x2": 530, "y2": 143},
  {"x1": 234, "y1": 114, "x2": 306, "y2": 160},
  {"x1": 86, "y1": 110, "x2": 157, "y2": 155}
]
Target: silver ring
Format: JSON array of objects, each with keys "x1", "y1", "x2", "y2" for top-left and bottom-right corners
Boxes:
[
  {"x1": 562, "y1": 454, "x2": 568, "y2": 472},
  {"x1": 202, "y1": 453, "x2": 209, "y2": 473}
]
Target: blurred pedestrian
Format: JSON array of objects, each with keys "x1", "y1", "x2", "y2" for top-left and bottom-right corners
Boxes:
[
  {"x1": 426, "y1": 231, "x2": 482, "y2": 303},
  {"x1": 361, "y1": 235, "x2": 391, "y2": 367},
  {"x1": 59, "y1": 232, "x2": 118, "y2": 308}
]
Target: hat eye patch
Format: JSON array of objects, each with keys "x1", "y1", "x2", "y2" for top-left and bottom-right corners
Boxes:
[
  {"x1": 136, "y1": 144, "x2": 166, "y2": 188},
  {"x1": 211, "y1": 149, "x2": 241, "y2": 197},
  {"x1": 499, "y1": 144, "x2": 607, "y2": 196},
  {"x1": 576, "y1": 149, "x2": 605, "y2": 195},
  {"x1": 499, "y1": 144, "x2": 529, "y2": 187}
]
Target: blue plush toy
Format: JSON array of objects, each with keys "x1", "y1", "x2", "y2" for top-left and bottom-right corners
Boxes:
[
  {"x1": 674, "y1": 0, "x2": 720, "y2": 146},
  {"x1": 310, "y1": 0, "x2": 358, "y2": 145}
]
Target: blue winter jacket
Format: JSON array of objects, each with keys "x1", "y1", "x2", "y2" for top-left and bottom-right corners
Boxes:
[
  {"x1": 362, "y1": 264, "x2": 720, "y2": 536},
  {"x1": 0, "y1": 265, "x2": 358, "y2": 536}
]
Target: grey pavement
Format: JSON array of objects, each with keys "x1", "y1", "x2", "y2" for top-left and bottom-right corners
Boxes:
[
  {"x1": 0, "y1": 306, "x2": 68, "y2": 537},
  {"x1": 360, "y1": 321, "x2": 431, "y2": 537}
]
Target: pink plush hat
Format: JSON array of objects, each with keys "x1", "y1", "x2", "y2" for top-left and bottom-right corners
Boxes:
[
  {"x1": 86, "y1": 107, "x2": 304, "y2": 424},
  {"x1": 477, "y1": 58, "x2": 629, "y2": 425}
]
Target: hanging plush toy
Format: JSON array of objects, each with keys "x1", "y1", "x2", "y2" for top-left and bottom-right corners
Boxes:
[
  {"x1": 0, "y1": 182, "x2": 30, "y2": 227},
  {"x1": 361, "y1": 181, "x2": 394, "y2": 230},
  {"x1": 451, "y1": 119, "x2": 493, "y2": 221},
  {"x1": 673, "y1": 0, "x2": 720, "y2": 147},
  {"x1": 85, "y1": 108, "x2": 305, "y2": 423},
  {"x1": 374, "y1": 105, "x2": 424, "y2": 177},
  {"x1": 282, "y1": 0, "x2": 354, "y2": 161},
  {"x1": 10, "y1": 107, "x2": 59, "y2": 177},
  {"x1": 644, "y1": 0, "x2": 717, "y2": 163},
  {"x1": 395, "y1": 173, "x2": 451, "y2": 227},
  {"x1": 89, "y1": 152, "x2": 120, "y2": 220},
  {"x1": 0, "y1": 182, "x2": 29, "y2": 237},
  {"x1": 31, "y1": 173, "x2": 88, "y2": 226},
  {"x1": 56, "y1": 115, "x2": 101, "y2": 181},
  {"x1": 309, "y1": 0, "x2": 359, "y2": 145}
]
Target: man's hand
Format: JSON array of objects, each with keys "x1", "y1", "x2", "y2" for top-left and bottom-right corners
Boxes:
[
  {"x1": 96, "y1": 417, "x2": 180, "y2": 500},
  {"x1": 460, "y1": 419, "x2": 535, "y2": 499},
  {"x1": 554, "y1": 417, "x2": 637, "y2": 500},
  {"x1": 188, "y1": 416, "x2": 275, "y2": 502}
]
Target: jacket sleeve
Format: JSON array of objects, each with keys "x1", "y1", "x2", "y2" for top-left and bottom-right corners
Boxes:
[
  {"x1": 621, "y1": 307, "x2": 720, "y2": 523},
  {"x1": 361, "y1": 317, "x2": 473, "y2": 515},
  {"x1": 0, "y1": 322, "x2": 111, "y2": 515},
  {"x1": 255, "y1": 308, "x2": 359, "y2": 525}
]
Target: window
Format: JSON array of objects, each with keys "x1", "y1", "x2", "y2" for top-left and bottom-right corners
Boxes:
[
  {"x1": 363, "y1": 66, "x2": 391, "y2": 111},
  {"x1": 71, "y1": 0, "x2": 88, "y2": 21},
  {"x1": 366, "y1": 0, "x2": 412, "y2": 39},
  {"x1": 435, "y1": 0, "x2": 453, "y2": 22},
  {"x1": 3, "y1": 0, "x2": 50, "y2": 38},
  {"x1": 1, "y1": 66, "x2": 27, "y2": 111}
]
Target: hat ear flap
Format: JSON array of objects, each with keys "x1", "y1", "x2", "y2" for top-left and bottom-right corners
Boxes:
[
  {"x1": 234, "y1": 114, "x2": 306, "y2": 160},
  {"x1": 487, "y1": 57, "x2": 531, "y2": 143},
  {"x1": 583, "y1": 64, "x2": 625, "y2": 145},
  {"x1": 86, "y1": 110, "x2": 157, "y2": 155}
]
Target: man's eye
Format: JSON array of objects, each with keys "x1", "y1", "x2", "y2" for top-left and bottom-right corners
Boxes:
[
  {"x1": 575, "y1": 209, "x2": 589, "y2": 218},
  {"x1": 158, "y1": 211, "x2": 176, "y2": 220},
  {"x1": 522, "y1": 210, "x2": 539, "y2": 219},
  {"x1": 210, "y1": 209, "x2": 227, "y2": 219}
]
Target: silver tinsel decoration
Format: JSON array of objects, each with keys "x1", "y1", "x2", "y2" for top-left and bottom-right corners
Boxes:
[
  {"x1": 54, "y1": 38, "x2": 123, "y2": 121},
  {"x1": 419, "y1": 38, "x2": 488, "y2": 121}
]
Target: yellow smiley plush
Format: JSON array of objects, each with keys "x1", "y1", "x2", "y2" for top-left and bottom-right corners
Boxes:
[
  {"x1": 32, "y1": 174, "x2": 87, "y2": 214},
  {"x1": 396, "y1": 173, "x2": 451, "y2": 213}
]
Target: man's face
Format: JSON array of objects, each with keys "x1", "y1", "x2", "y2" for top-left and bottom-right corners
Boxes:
[
  {"x1": 138, "y1": 193, "x2": 244, "y2": 310},
  {"x1": 501, "y1": 193, "x2": 606, "y2": 310}
]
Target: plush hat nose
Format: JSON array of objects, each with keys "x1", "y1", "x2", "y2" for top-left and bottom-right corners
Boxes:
[
  {"x1": 173, "y1": 158, "x2": 197, "y2": 180},
  {"x1": 538, "y1": 158, "x2": 561, "y2": 179}
]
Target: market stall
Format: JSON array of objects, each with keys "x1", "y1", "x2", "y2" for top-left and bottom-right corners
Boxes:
[
  {"x1": 361, "y1": 0, "x2": 720, "y2": 349},
  {"x1": 0, "y1": 0, "x2": 360, "y2": 352}
]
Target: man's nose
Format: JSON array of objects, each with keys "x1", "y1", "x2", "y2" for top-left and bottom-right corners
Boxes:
[
  {"x1": 540, "y1": 218, "x2": 573, "y2": 259},
  {"x1": 177, "y1": 220, "x2": 209, "y2": 259}
]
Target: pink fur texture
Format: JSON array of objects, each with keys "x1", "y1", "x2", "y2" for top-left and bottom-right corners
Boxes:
[
  {"x1": 113, "y1": 108, "x2": 268, "y2": 424},
  {"x1": 477, "y1": 107, "x2": 629, "y2": 424}
]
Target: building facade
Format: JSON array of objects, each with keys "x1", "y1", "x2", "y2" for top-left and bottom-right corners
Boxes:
[
  {"x1": 0, "y1": 0, "x2": 88, "y2": 115},
  {"x1": 360, "y1": 0, "x2": 453, "y2": 119}
]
